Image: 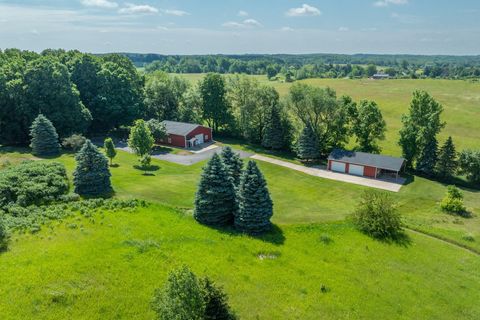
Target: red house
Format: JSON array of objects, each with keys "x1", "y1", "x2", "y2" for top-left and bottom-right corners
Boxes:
[
  {"x1": 158, "y1": 120, "x2": 213, "y2": 148},
  {"x1": 327, "y1": 149, "x2": 404, "y2": 180}
]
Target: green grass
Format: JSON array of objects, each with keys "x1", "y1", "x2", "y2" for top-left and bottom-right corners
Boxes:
[
  {"x1": 1, "y1": 204, "x2": 479, "y2": 319},
  {"x1": 177, "y1": 74, "x2": 480, "y2": 156}
]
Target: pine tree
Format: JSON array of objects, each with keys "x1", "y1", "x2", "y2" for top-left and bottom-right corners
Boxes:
[
  {"x1": 297, "y1": 125, "x2": 320, "y2": 161},
  {"x1": 104, "y1": 137, "x2": 117, "y2": 166},
  {"x1": 220, "y1": 146, "x2": 243, "y2": 187},
  {"x1": 29, "y1": 114, "x2": 60, "y2": 156},
  {"x1": 73, "y1": 139, "x2": 113, "y2": 196},
  {"x1": 202, "y1": 277, "x2": 237, "y2": 320},
  {"x1": 194, "y1": 153, "x2": 237, "y2": 226},
  {"x1": 436, "y1": 136, "x2": 457, "y2": 178},
  {"x1": 262, "y1": 105, "x2": 285, "y2": 150},
  {"x1": 235, "y1": 161, "x2": 273, "y2": 234},
  {"x1": 416, "y1": 135, "x2": 438, "y2": 176},
  {"x1": 0, "y1": 215, "x2": 8, "y2": 250}
]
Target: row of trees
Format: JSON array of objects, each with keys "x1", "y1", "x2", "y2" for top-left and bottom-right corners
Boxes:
[
  {"x1": 398, "y1": 91, "x2": 480, "y2": 184},
  {"x1": 194, "y1": 148, "x2": 273, "y2": 234},
  {"x1": 139, "y1": 53, "x2": 480, "y2": 80}
]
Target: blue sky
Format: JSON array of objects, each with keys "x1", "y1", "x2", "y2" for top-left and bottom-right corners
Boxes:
[{"x1": 0, "y1": 0, "x2": 479, "y2": 54}]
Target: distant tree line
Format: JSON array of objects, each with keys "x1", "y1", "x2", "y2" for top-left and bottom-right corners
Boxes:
[{"x1": 137, "y1": 53, "x2": 480, "y2": 80}]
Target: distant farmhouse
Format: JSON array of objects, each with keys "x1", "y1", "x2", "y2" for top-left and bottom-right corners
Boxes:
[
  {"x1": 372, "y1": 73, "x2": 390, "y2": 80},
  {"x1": 158, "y1": 120, "x2": 213, "y2": 148},
  {"x1": 328, "y1": 149, "x2": 404, "y2": 180}
]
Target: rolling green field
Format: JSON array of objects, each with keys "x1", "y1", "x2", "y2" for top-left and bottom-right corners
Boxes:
[
  {"x1": 1, "y1": 75, "x2": 480, "y2": 320},
  {"x1": 1, "y1": 204, "x2": 479, "y2": 320},
  {"x1": 177, "y1": 74, "x2": 480, "y2": 156}
]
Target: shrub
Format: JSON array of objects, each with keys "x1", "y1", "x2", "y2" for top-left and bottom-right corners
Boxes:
[
  {"x1": 62, "y1": 134, "x2": 86, "y2": 151},
  {"x1": 440, "y1": 185, "x2": 468, "y2": 216},
  {"x1": 458, "y1": 149, "x2": 480, "y2": 184},
  {"x1": 29, "y1": 114, "x2": 61, "y2": 156},
  {"x1": 0, "y1": 161, "x2": 69, "y2": 209},
  {"x1": 352, "y1": 190, "x2": 403, "y2": 239},
  {"x1": 152, "y1": 266, "x2": 206, "y2": 320},
  {"x1": 151, "y1": 266, "x2": 236, "y2": 320}
]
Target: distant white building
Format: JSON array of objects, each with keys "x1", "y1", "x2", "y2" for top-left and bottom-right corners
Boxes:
[{"x1": 372, "y1": 73, "x2": 390, "y2": 80}]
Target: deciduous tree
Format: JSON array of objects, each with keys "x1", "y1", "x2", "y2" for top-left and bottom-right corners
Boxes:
[
  {"x1": 200, "y1": 73, "x2": 232, "y2": 132},
  {"x1": 104, "y1": 138, "x2": 117, "y2": 166},
  {"x1": 352, "y1": 100, "x2": 386, "y2": 153},
  {"x1": 458, "y1": 150, "x2": 480, "y2": 184},
  {"x1": 128, "y1": 119, "x2": 154, "y2": 160}
]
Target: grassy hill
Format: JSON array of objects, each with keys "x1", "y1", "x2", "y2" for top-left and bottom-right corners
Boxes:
[
  {"x1": 176, "y1": 75, "x2": 480, "y2": 156},
  {"x1": 1, "y1": 203, "x2": 479, "y2": 319}
]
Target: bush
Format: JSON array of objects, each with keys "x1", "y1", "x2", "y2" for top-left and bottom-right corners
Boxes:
[
  {"x1": 152, "y1": 266, "x2": 206, "y2": 320},
  {"x1": 440, "y1": 185, "x2": 468, "y2": 216},
  {"x1": 62, "y1": 134, "x2": 86, "y2": 151},
  {"x1": 0, "y1": 161, "x2": 69, "y2": 209},
  {"x1": 151, "y1": 266, "x2": 236, "y2": 320},
  {"x1": 352, "y1": 190, "x2": 403, "y2": 239}
]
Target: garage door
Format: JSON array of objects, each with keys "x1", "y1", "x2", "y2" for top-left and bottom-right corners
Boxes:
[
  {"x1": 349, "y1": 164, "x2": 364, "y2": 176},
  {"x1": 195, "y1": 134, "x2": 204, "y2": 144},
  {"x1": 331, "y1": 161, "x2": 346, "y2": 173}
]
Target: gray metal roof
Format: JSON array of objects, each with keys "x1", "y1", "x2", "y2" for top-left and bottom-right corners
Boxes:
[
  {"x1": 328, "y1": 149, "x2": 405, "y2": 171},
  {"x1": 162, "y1": 120, "x2": 204, "y2": 136}
]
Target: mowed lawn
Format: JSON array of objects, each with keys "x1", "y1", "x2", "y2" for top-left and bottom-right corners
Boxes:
[
  {"x1": 177, "y1": 74, "x2": 480, "y2": 156},
  {"x1": 1, "y1": 148, "x2": 479, "y2": 251},
  {"x1": 1, "y1": 204, "x2": 479, "y2": 320}
]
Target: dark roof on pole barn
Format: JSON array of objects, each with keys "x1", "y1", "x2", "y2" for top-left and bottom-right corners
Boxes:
[
  {"x1": 162, "y1": 120, "x2": 207, "y2": 136},
  {"x1": 328, "y1": 149, "x2": 405, "y2": 171}
]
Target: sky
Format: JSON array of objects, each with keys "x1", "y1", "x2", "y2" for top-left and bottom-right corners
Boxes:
[{"x1": 0, "y1": 0, "x2": 479, "y2": 55}]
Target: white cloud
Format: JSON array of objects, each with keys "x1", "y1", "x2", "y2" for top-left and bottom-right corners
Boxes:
[
  {"x1": 222, "y1": 19, "x2": 262, "y2": 29},
  {"x1": 238, "y1": 10, "x2": 248, "y2": 17},
  {"x1": 281, "y1": 26, "x2": 294, "y2": 32},
  {"x1": 163, "y1": 9, "x2": 190, "y2": 17},
  {"x1": 338, "y1": 26, "x2": 349, "y2": 32},
  {"x1": 286, "y1": 4, "x2": 321, "y2": 17},
  {"x1": 81, "y1": 0, "x2": 118, "y2": 9},
  {"x1": 119, "y1": 3, "x2": 158, "y2": 14},
  {"x1": 373, "y1": 0, "x2": 408, "y2": 7}
]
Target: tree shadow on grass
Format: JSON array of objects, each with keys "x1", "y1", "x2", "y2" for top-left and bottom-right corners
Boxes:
[
  {"x1": 207, "y1": 223, "x2": 286, "y2": 246},
  {"x1": 110, "y1": 163, "x2": 120, "y2": 168},
  {"x1": 374, "y1": 231, "x2": 412, "y2": 248},
  {"x1": 133, "y1": 164, "x2": 160, "y2": 172}
]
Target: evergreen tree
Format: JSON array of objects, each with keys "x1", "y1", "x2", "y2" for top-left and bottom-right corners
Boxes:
[
  {"x1": 416, "y1": 135, "x2": 438, "y2": 176},
  {"x1": 297, "y1": 125, "x2": 320, "y2": 161},
  {"x1": 73, "y1": 139, "x2": 113, "y2": 196},
  {"x1": 235, "y1": 161, "x2": 273, "y2": 234},
  {"x1": 262, "y1": 105, "x2": 285, "y2": 150},
  {"x1": 0, "y1": 215, "x2": 8, "y2": 250},
  {"x1": 194, "y1": 153, "x2": 237, "y2": 226},
  {"x1": 104, "y1": 137, "x2": 117, "y2": 166},
  {"x1": 436, "y1": 136, "x2": 457, "y2": 178},
  {"x1": 202, "y1": 277, "x2": 237, "y2": 320},
  {"x1": 220, "y1": 146, "x2": 243, "y2": 187},
  {"x1": 29, "y1": 114, "x2": 61, "y2": 156}
]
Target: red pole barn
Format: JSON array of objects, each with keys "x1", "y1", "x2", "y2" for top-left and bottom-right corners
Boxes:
[{"x1": 157, "y1": 120, "x2": 213, "y2": 148}]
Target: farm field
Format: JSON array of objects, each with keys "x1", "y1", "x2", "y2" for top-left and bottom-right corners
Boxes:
[{"x1": 176, "y1": 74, "x2": 480, "y2": 157}]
